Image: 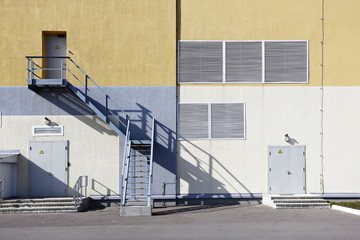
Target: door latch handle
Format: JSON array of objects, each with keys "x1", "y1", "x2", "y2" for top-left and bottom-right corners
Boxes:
[{"x1": 286, "y1": 171, "x2": 291, "y2": 175}]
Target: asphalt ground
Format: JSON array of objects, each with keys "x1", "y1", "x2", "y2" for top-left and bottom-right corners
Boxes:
[{"x1": 0, "y1": 204, "x2": 359, "y2": 240}]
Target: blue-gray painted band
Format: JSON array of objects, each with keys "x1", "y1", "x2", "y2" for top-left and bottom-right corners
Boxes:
[
  {"x1": 176, "y1": 193, "x2": 262, "y2": 199},
  {"x1": 1, "y1": 86, "x2": 176, "y2": 197}
]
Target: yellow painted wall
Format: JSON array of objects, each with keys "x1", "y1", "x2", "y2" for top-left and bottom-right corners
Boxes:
[
  {"x1": 0, "y1": 0, "x2": 176, "y2": 86},
  {"x1": 324, "y1": 0, "x2": 360, "y2": 86},
  {"x1": 178, "y1": 0, "x2": 360, "y2": 86}
]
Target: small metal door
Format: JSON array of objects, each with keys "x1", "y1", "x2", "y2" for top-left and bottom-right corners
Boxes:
[
  {"x1": 268, "y1": 146, "x2": 306, "y2": 194},
  {"x1": 45, "y1": 34, "x2": 66, "y2": 79},
  {"x1": 29, "y1": 141, "x2": 68, "y2": 197},
  {"x1": 29, "y1": 142, "x2": 52, "y2": 197}
]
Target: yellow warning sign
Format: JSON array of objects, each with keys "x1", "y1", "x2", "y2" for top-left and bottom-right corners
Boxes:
[
  {"x1": 55, "y1": 45, "x2": 59, "y2": 49},
  {"x1": 40, "y1": 150, "x2": 44, "y2": 154},
  {"x1": 278, "y1": 150, "x2": 282, "y2": 154}
]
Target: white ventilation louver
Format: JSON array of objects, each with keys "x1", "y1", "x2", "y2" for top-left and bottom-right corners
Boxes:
[
  {"x1": 178, "y1": 103, "x2": 245, "y2": 139},
  {"x1": 32, "y1": 126, "x2": 64, "y2": 136},
  {"x1": 178, "y1": 40, "x2": 308, "y2": 84},
  {"x1": 226, "y1": 42, "x2": 262, "y2": 83},
  {"x1": 179, "y1": 41, "x2": 223, "y2": 83},
  {"x1": 265, "y1": 41, "x2": 308, "y2": 83}
]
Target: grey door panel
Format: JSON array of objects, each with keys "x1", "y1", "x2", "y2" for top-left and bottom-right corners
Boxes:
[
  {"x1": 268, "y1": 146, "x2": 305, "y2": 194},
  {"x1": 45, "y1": 34, "x2": 66, "y2": 79},
  {"x1": 29, "y1": 141, "x2": 68, "y2": 197}
]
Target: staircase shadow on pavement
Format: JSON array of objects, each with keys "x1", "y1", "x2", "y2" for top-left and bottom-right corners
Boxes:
[{"x1": 152, "y1": 204, "x2": 256, "y2": 216}]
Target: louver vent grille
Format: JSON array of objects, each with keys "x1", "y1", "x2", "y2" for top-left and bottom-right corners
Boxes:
[
  {"x1": 32, "y1": 126, "x2": 64, "y2": 136},
  {"x1": 178, "y1": 104, "x2": 209, "y2": 139},
  {"x1": 265, "y1": 41, "x2": 308, "y2": 83},
  {"x1": 178, "y1": 103, "x2": 245, "y2": 139},
  {"x1": 211, "y1": 103, "x2": 245, "y2": 138},
  {"x1": 226, "y1": 42, "x2": 262, "y2": 82},
  {"x1": 178, "y1": 40, "x2": 308, "y2": 83},
  {"x1": 179, "y1": 41, "x2": 223, "y2": 83}
]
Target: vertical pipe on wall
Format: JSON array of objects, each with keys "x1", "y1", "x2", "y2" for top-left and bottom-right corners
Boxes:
[{"x1": 320, "y1": 0, "x2": 325, "y2": 194}]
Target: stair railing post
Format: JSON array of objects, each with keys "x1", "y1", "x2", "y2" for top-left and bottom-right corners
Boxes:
[
  {"x1": 105, "y1": 95, "x2": 109, "y2": 123},
  {"x1": 85, "y1": 75, "x2": 88, "y2": 102},
  {"x1": 60, "y1": 58, "x2": 63, "y2": 80},
  {"x1": 148, "y1": 117, "x2": 155, "y2": 207},
  {"x1": 27, "y1": 58, "x2": 30, "y2": 81},
  {"x1": 85, "y1": 176, "x2": 88, "y2": 197},
  {"x1": 30, "y1": 58, "x2": 34, "y2": 81}
]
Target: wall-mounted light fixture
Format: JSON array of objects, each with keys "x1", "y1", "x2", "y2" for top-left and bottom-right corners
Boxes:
[
  {"x1": 44, "y1": 117, "x2": 51, "y2": 125},
  {"x1": 284, "y1": 134, "x2": 290, "y2": 142}
]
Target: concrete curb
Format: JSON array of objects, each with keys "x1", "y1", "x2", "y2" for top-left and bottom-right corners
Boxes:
[{"x1": 332, "y1": 205, "x2": 360, "y2": 216}]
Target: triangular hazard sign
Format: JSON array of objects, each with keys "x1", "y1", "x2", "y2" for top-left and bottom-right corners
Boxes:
[
  {"x1": 55, "y1": 45, "x2": 59, "y2": 49},
  {"x1": 278, "y1": 150, "x2": 282, "y2": 154},
  {"x1": 40, "y1": 150, "x2": 44, "y2": 154}
]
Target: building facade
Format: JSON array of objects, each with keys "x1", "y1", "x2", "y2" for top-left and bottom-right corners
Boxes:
[{"x1": 0, "y1": 0, "x2": 360, "y2": 203}]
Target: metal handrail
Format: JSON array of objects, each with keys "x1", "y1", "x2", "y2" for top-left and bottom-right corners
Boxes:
[
  {"x1": 147, "y1": 117, "x2": 155, "y2": 206},
  {"x1": 73, "y1": 176, "x2": 88, "y2": 207},
  {"x1": 120, "y1": 116, "x2": 131, "y2": 206},
  {"x1": 0, "y1": 177, "x2": 5, "y2": 204},
  {"x1": 26, "y1": 56, "x2": 127, "y2": 130}
]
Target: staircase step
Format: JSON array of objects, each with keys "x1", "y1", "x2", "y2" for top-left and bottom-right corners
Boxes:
[
  {"x1": 127, "y1": 193, "x2": 145, "y2": 196},
  {"x1": 276, "y1": 203, "x2": 330, "y2": 209},
  {"x1": 129, "y1": 165, "x2": 149, "y2": 167},
  {"x1": 0, "y1": 206, "x2": 78, "y2": 214},
  {"x1": 0, "y1": 197, "x2": 89, "y2": 214},
  {"x1": 273, "y1": 200, "x2": 328, "y2": 204},
  {"x1": 271, "y1": 195, "x2": 323, "y2": 200},
  {"x1": 1, "y1": 197, "x2": 74, "y2": 204},
  {"x1": 0, "y1": 202, "x2": 77, "y2": 208},
  {"x1": 131, "y1": 140, "x2": 151, "y2": 145},
  {"x1": 262, "y1": 194, "x2": 330, "y2": 209}
]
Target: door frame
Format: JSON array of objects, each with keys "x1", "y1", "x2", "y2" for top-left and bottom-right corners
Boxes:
[{"x1": 41, "y1": 31, "x2": 67, "y2": 79}]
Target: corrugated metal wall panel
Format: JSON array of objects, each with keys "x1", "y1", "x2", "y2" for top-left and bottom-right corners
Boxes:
[{"x1": 226, "y1": 42, "x2": 262, "y2": 82}]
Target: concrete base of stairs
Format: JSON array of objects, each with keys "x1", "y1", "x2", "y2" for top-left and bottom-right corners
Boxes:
[
  {"x1": 120, "y1": 206, "x2": 152, "y2": 216},
  {"x1": 262, "y1": 194, "x2": 331, "y2": 209}
]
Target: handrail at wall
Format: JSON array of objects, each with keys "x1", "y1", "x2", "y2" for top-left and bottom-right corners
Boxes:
[
  {"x1": 73, "y1": 176, "x2": 88, "y2": 207},
  {"x1": 0, "y1": 177, "x2": 5, "y2": 204},
  {"x1": 147, "y1": 117, "x2": 155, "y2": 206}
]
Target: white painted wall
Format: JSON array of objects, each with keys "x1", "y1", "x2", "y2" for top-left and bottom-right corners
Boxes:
[
  {"x1": 0, "y1": 115, "x2": 119, "y2": 198},
  {"x1": 177, "y1": 86, "x2": 327, "y2": 195},
  {"x1": 323, "y1": 87, "x2": 360, "y2": 193}
]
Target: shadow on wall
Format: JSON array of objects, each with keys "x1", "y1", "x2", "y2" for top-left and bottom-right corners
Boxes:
[
  {"x1": 177, "y1": 141, "x2": 254, "y2": 198},
  {"x1": 17, "y1": 155, "x2": 70, "y2": 198},
  {"x1": 36, "y1": 88, "x2": 177, "y2": 195},
  {"x1": 36, "y1": 88, "x2": 156, "y2": 139},
  {"x1": 91, "y1": 179, "x2": 119, "y2": 198},
  {"x1": 36, "y1": 88, "x2": 118, "y2": 136},
  {"x1": 17, "y1": 153, "x2": 121, "y2": 200}
]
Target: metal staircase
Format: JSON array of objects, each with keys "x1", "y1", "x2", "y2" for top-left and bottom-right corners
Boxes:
[
  {"x1": 120, "y1": 116, "x2": 154, "y2": 216},
  {"x1": 26, "y1": 56, "x2": 155, "y2": 215}
]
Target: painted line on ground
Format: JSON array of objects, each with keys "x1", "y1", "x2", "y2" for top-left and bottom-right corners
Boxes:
[{"x1": 332, "y1": 205, "x2": 360, "y2": 216}]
